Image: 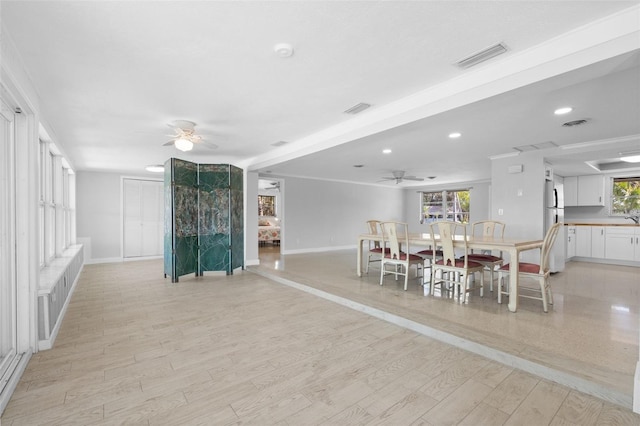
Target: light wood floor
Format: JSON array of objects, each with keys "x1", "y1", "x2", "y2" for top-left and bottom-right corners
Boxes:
[{"x1": 1, "y1": 254, "x2": 639, "y2": 425}]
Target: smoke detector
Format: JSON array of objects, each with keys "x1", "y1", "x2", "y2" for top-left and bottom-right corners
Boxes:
[{"x1": 274, "y1": 43, "x2": 294, "y2": 58}]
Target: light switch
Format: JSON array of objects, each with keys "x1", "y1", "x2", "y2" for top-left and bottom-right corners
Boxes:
[{"x1": 498, "y1": 208, "x2": 504, "y2": 216}]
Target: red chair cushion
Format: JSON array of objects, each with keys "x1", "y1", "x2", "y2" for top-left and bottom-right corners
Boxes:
[
  {"x1": 435, "y1": 259, "x2": 483, "y2": 268},
  {"x1": 417, "y1": 249, "x2": 444, "y2": 257},
  {"x1": 370, "y1": 247, "x2": 391, "y2": 254},
  {"x1": 499, "y1": 262, "x2": 541, "y2": 273},
  {"x1": 384, "y1": 252, "x2": 422, "y2": 261},
  {"x1": 466, "y1": 254, "x2": 502, "y2": 262}
]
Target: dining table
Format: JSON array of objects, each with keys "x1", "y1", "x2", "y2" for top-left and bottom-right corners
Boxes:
[{"x1": 356, "y1": 232, "x2": 544, "y2": 312}]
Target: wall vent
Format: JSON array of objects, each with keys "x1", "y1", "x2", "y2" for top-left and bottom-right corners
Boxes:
[{"x1": 456, "y1": 42, "x2": 508, "y2": 69}]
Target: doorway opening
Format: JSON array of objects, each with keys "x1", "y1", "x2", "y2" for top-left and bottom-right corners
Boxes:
[{"x1": 258, "y1": 178, "x2": 283, "y2": 259}]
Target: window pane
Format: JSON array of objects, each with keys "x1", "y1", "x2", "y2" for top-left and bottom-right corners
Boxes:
[{"x1": 612, "y1": 177, "x2": 640, "y2": 215}]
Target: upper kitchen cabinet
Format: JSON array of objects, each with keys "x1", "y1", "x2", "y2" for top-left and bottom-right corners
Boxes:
[
  {"x1": 565, "y1": 175, "x2": 606, "y2": 207},
  {"x1": 578, "y1": 175, "x2": 605, "y2": 206},
  {"x1": 564, "y1": 176, "x2": 578, "y2": 206}
]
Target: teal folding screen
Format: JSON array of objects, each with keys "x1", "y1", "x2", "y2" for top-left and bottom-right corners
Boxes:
[{"x1": 164, "y1": 158, "x2": 244, "y2": 282}]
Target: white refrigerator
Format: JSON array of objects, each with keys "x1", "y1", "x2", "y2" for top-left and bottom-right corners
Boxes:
[{"x1": 545, "y1": 175, "x2": 565, "y2": 273}]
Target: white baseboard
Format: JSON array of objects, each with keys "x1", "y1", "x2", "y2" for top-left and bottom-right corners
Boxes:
[
  {"x1": 84, "y1": 257, "x2": 123, "y2": 265},
  {"x1": 245, "y1": 259, "x2": 260, "y2": 266},
  {"x1": 282, "y1": 244, "x2": 356, "y2": 255}
]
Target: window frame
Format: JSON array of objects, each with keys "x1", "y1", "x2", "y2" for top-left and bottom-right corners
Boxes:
[
  {"x1": 419, "y1": 189, "x2": 470, "y2": 224},
  {"x1": 611, "y1": 176, "x2": 640, "y2": 216}
]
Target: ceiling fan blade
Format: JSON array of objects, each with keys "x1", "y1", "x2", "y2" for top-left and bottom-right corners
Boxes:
[
  {"x1": 404, "y1": 177, "x2": 425, "y2": 181},
  {"x1": 162, "y1": 140, "x2": 175, "y2": 146}
]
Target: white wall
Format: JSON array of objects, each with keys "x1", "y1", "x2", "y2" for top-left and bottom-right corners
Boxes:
[
  {"x1": 491, "y1": 152, "x2": 546, "y2": 262},
  {"x1": 76, "y1": 171, "x2": 125, "y2": 262},
  {"x1": 246, "y1": 172, "x2": 259, "y2": 265},
  {"x1": 281, "y1": 176, "x2": 404, "y2": 253}
]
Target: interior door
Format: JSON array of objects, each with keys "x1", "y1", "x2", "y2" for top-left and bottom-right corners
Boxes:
[
  {"x1": 0, "y1": 98, "x2": 17, "y2": 387},
  {"x1": 123, "y1": 178, "x2": 163, "y2": 258}
]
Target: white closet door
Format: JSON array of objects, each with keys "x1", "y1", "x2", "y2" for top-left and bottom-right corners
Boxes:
[
  {"x1": 123, "y1": 179, "x2": 142, "y2": 257},
  {"x1": 140, "y1": 180, "x2": 162, "y2": 256},
  {"x1": 123, "y1": 179, "x2": 163, "y2": 258}
]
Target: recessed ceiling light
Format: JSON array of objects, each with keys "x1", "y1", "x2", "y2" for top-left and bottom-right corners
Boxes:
[
  {"x1": 554, "y1": 107, "x2": 573, "y2": 115},
  {"x1": 145, "y1": 165, "x2": 164, "y2": 173},
  {"x1": 382, "y1": 149, "x2": 392, "y2": 154},
  {"x1": 620, "y1": 151, "x2": 640, "y2": 163},
  {"x1": 449, "y1": 132, "x2": 462, "y2": 139}
]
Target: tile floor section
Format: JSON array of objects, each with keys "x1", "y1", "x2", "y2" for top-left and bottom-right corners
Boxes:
[{"x1": 0, "y1": 249, "x2": 638, "y2": 425}]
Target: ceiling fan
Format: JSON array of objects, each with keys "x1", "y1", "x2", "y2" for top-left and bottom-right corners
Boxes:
[
  {"x1": 380, "y1": 170, "x2": 425, "y2": 184},
  {"x1": 163, "y1": 120, "x2": 218, "y2": 152}
]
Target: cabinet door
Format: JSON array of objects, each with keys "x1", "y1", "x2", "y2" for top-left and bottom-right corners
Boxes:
[
  {"x1": 577, "y1": 175, "x2": 605, "y2": 206},
  {"x1": 591, "y1": 226, "x2": 605, "y2": 258},
  {"x1": 567, "y1": 226, "x2": 576, "y2": 258},
  {"x1": 605, "y1": 232, "x2": 634, "y2": 261},
  {"x1": 564, "y1": 177, "x2": 578, "y2": 207},
  {"x1": 575, "y1": 226, "x2": 591, "y2": 257},
  {"x1": 635, "y1": 230, "x2": 640, "y2": 262}
]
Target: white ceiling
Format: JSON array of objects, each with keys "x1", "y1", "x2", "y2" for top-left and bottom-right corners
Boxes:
[{"x1": 2, "y1": 1, "x2": 639, "y2": 186}]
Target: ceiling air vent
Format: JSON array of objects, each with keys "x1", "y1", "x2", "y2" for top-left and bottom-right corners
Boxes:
[
  {"x1": 344, "y1": 103, "x2": 371, "y2": 115},
  {"x1": 562, "y1": 119, "x2": 588, "y2": 127},
  {"x1": 456, "y1": 42, "x2": 508, "y2": 69},
  {"x1": 270, "y1": 141, "x2": 289, "y2": 147}
]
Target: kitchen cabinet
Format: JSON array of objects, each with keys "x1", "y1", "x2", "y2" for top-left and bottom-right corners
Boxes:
[
  {"x1": 605, "y1": 227, "x2": 640, "y2": 261},
  {"x1": 577, "y1": 175, "x2": 605, "y2": 206},
  {"x1": 575, "y1": 226, "x2": 592, "y2": 257},
  {"x1": 564, "y1": 177, "x2": 578, "y2": 207},
  {"x1": 591, "y1": 226, "x2": 605, "y2": 258},
  {"x1": 567, "y1": 226, "x2": 576, "y2": 258}
]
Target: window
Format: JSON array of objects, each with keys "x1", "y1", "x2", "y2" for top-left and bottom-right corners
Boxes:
[
  {"x1": 258, "y1": 195, "x2": 275, "y2": 216},
  {"x1": 611, "y1": 177, "x2": 640, "y2": 215},
  {"x1": 420, "y1": 190, "x2": 470, "y2": 224},
  {"x1": 39, "y1": 140, "x2": 75, "y2": 267}
]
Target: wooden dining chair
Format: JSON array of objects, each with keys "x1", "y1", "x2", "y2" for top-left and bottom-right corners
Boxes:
[
  {"x1": 379, "y1": 221, "x2": 424, "y2": 291},
  {"x1": 462, "y1": 220, "x2": 506, "y2": 292},
  {"x1": 429, "y1": 221, "x2": 485, "y2": 302},
  {"x1": 365, "y1": 219, "x2": 389, "y2": 273},
  {"x1": 497, "y1": 223, "x2": 561, "y2": 312}
]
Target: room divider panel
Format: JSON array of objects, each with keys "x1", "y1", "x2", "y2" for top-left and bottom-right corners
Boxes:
[{"x1": 164, "y1": 159, "x2": 244, "y2": 282}]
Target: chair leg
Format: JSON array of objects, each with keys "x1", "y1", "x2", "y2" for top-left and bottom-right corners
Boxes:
[
  {"x1": 404, "y1": 265, "x2": 409, "y2": 291},
  {"x1": 539, "y1": 277, "x2": 548, "y2": 313},
  {"x1": 546, "y1": 276, "x2": 554, "y2": 305},
  {"x1": 379, "y1": 262, "x2": 384, "y2": 286}
]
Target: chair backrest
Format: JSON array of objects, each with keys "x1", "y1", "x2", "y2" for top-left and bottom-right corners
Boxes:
[
  {"x1": 471, "y1": 221, "x2": 505, "y2": 239},
  {"x1": 430, "y1": 221, "x2": 468, "y2": 266},
  {"x1": 367, "y1": 220, "x2": 381, "y2": 249},
  {"x1": 539, "y1": 223, "x2": 561, "y2": 273},
  {"x1": 471, "y1": 220, "x2": 505, "y2": 255},
  {"x1": 380, "y1": 221, "x2": 408, "y2": 261}
]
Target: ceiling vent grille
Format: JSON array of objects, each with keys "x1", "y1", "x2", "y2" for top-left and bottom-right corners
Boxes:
[
  {"x1": 562, "y1": 119, "x2": 588, "y2": 127},
  {"x1": 456, "y1": 42, "x2": 508, "y2": 69},
  {"x1": 270, "y1": 141, "x2": 289, "y2": 147},
  {"x1": 344, "y1": 103, "x2": 371, "y2": 114}
]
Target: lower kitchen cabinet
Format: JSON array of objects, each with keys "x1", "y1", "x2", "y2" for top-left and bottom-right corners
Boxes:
[{"x1": 605, "y1": 227, "x2": 640, "y2": 262}]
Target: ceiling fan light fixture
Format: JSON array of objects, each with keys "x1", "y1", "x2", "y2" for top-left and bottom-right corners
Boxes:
[{"x1": 175, "y1": 137, "x2": 194, "y2": 152}]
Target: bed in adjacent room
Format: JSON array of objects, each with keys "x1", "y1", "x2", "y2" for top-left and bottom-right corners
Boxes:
[{"x1": 258, "y1": 218, "x2": 280, "y2": 245}]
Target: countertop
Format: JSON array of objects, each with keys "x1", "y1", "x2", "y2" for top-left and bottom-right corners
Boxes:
[{"x1": 565, "y1": 223, "x2": 639, "y2": 227}]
